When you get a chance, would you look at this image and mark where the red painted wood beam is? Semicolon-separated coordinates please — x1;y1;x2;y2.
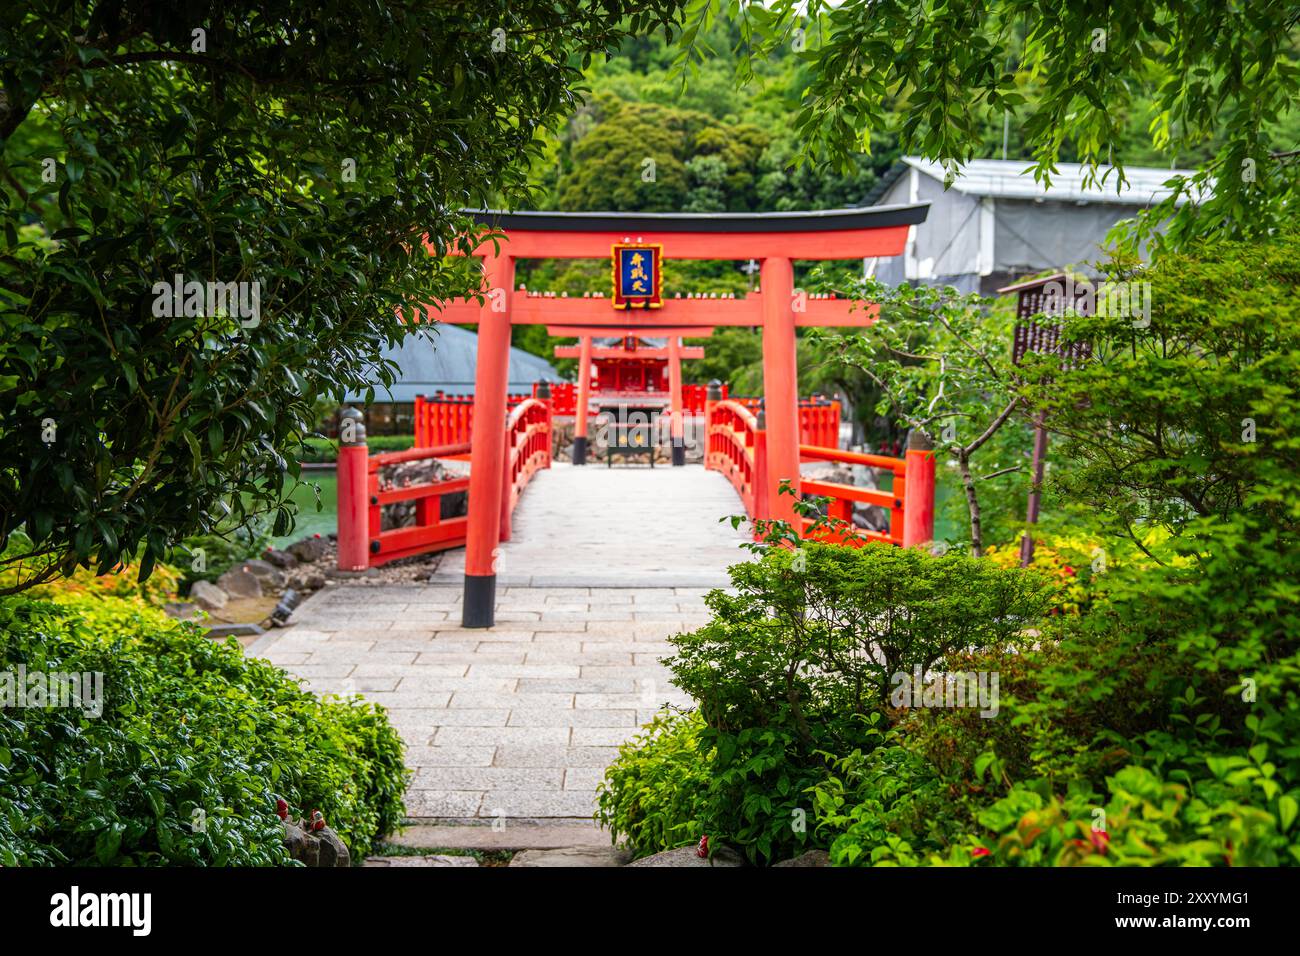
552;345;706;360
452;225;911;260
427;295;878;328
545;325;716;338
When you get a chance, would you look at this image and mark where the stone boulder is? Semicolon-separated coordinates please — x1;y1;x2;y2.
287;535;331;563
283;820;350;867
773;849;831;867
626;844;745;867
509;846;632;867
262;548;299;570
240;558;287;590
189;579;227;611
379;459;468;530
364;855;478;867
217;566;263;599
290;571;327;592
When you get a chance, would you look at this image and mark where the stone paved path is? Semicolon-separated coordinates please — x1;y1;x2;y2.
247;464;749;823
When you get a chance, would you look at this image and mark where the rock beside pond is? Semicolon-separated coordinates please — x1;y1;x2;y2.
288;535;331;563
262;547;299;570
217;565;263;598
290;571;327;591
241;558;287;590
189;579;227;610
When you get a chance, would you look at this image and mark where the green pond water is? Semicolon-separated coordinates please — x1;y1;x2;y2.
274;467;338;547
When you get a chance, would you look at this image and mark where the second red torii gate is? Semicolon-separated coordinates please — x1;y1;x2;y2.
428;205;930;627
552;334;706;465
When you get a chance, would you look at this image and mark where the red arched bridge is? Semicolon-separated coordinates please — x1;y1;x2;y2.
336;205;936;628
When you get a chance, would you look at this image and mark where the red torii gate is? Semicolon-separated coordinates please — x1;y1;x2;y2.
552;334;706;465
427;205;931;627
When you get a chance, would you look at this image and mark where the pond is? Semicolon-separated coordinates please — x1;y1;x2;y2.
275;466;338;547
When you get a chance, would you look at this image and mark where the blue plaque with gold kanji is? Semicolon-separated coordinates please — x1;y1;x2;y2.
611;243;663;309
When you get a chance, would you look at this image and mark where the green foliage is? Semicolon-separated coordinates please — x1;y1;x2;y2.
684;0;1300;251
0;0;684;594
298;435;414;464
596;710;712;857
1025;228;1300;545
807;277;1030;555
0;594;408;865
659;539;1051;864
819;531;1300;867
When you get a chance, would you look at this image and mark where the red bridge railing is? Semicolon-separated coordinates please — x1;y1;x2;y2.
533;380;723;416
703;401;934;547
500;398;553;541
705;399;768;520
338;399;552;570
732;396;841;450
415;393;530;449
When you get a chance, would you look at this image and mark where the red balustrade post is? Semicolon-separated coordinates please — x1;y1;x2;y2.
752;407;770;525
336;407;371;572
902;430;936;549
463;254;515;628
760;257;800;528
537;380;554;466
703;380;722;470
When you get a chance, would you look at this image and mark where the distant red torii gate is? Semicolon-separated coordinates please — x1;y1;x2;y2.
428;205;931;627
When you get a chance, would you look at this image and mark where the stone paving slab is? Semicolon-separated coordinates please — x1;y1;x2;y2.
246;463;748;824
391;823;609;850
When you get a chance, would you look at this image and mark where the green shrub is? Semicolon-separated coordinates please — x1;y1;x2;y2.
662;540;1052;864
298;434;414;463
813;521;1300;867
596;709;711;857
0;594;408;865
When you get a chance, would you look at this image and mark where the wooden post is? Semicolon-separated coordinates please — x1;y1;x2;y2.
902;429;936;548
336;407;370;572
703;379;722;470
463;255;514;628
668;336;685;466
573;334;593;465
1019;413;1049;566
760;257;800;528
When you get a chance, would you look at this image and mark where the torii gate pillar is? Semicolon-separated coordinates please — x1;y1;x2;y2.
463;255;514;627
572;334;593;466
667;336;685;466
760;256;800;527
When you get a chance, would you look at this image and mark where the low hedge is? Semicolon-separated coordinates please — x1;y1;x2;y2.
299;434;415;463
0;594;408;865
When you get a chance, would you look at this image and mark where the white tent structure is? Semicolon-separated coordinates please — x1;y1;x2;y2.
865;157;1196;294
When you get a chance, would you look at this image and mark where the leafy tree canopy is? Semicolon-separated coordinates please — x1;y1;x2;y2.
677;0;1300;253
0;0;682;592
